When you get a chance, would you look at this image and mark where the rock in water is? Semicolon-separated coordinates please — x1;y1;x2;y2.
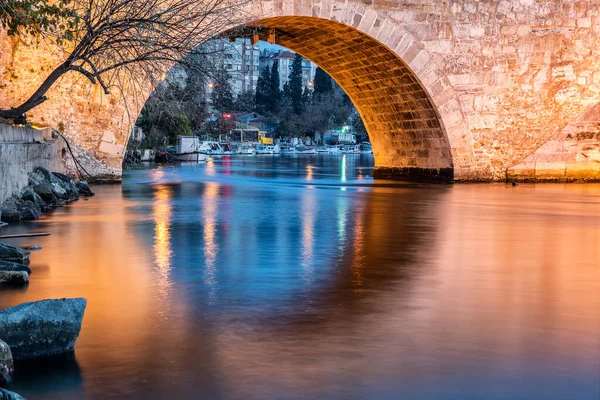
0;271;28;286
0;340;13;386
0;388;25;400
0;244;29;264
0;261;29;285
76;181;94;197
0;298;87;360
0;261;30;275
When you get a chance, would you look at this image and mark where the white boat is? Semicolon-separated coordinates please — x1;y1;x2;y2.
237;144;256;155
343;144;360;154
359;142;373;154
256;144;280;154
316;146;330;154
296;146;316;154
327;145;342;154
280;145;297;154
170;136;207;162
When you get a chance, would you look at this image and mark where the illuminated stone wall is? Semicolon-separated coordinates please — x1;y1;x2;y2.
1;0;599;182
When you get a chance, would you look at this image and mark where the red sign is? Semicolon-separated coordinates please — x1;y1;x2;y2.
222;113;232;119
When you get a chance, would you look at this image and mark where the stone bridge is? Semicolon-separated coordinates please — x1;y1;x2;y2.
1;0;600;182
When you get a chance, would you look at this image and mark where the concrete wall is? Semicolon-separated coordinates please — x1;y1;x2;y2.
0;125;65;203
1;0;600;181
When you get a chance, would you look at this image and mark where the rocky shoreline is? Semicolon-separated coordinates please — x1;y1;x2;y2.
0;168;91;399
0;167;94;223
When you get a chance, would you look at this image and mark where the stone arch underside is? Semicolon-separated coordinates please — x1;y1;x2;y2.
241;17;454;182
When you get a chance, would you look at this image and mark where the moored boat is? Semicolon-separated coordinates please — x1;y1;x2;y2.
169;136;207;162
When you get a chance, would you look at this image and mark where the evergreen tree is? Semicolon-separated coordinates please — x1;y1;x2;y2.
211;67;234;114
270;61;281;112
313;67;333;98
255;65;272;114
287;53;304;115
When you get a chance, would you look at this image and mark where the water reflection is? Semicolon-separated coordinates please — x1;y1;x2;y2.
152;184;173;297
202;182;219;302
0;156;598;400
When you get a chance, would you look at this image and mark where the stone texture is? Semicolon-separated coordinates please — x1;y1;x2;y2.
0;244;29;264
0;340;13;387
0;298;87;360
1;0;600;182
0;388;25;400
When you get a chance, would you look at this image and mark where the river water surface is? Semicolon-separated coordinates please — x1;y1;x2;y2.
0;155;599;399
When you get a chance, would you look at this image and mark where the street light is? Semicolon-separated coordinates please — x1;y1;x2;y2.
208;82;214;88
307;81;313;87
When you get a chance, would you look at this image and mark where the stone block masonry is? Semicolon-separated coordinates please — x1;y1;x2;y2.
0;125;66;203
1;0;600;182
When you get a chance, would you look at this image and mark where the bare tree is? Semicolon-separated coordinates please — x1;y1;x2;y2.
0;0;250;120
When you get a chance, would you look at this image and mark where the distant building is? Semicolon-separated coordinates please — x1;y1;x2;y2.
204;38;260;100
259;50;317;90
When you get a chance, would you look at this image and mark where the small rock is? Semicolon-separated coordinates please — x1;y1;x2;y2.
20;201;43;221
24;245;42;251
0;271;28;286
51;182;67;199
0;209;21;223
0;244;29;264
27;170;46;187
76;181;94;197
51;172;71;183
33;183;57;206
0;340;14;387
33;167;52;183
0;198;23;223
21;188;49;213
0;387;25;400
0;298;87;360
0;261;31;275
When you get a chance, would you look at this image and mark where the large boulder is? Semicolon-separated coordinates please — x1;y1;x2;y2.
0;340;13;387
0;388;25;400
0;298;87;360
0;244;29;264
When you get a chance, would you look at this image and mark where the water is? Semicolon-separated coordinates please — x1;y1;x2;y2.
0;155;599;400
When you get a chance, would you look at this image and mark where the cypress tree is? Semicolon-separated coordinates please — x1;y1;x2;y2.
270;61;281;112
287;53;304;115
210;67;234;114
313;66;333;98
255;65;272;114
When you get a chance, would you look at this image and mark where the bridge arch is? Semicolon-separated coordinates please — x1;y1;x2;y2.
236;16;465;182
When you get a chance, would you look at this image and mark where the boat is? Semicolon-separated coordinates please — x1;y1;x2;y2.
256;144;280;154
343;144;360;154
316;146;330;154
296;146;316;154
326;145;342;154
280;145;297;154
237;144;256;155
169;136;207;162
359;142;373;154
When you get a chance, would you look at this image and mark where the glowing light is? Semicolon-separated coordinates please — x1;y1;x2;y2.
341;155;347;182
208;82;214;88
300;192;316;287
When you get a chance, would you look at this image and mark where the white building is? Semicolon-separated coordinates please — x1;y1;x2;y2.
204;38;260;99
259;49;317;90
